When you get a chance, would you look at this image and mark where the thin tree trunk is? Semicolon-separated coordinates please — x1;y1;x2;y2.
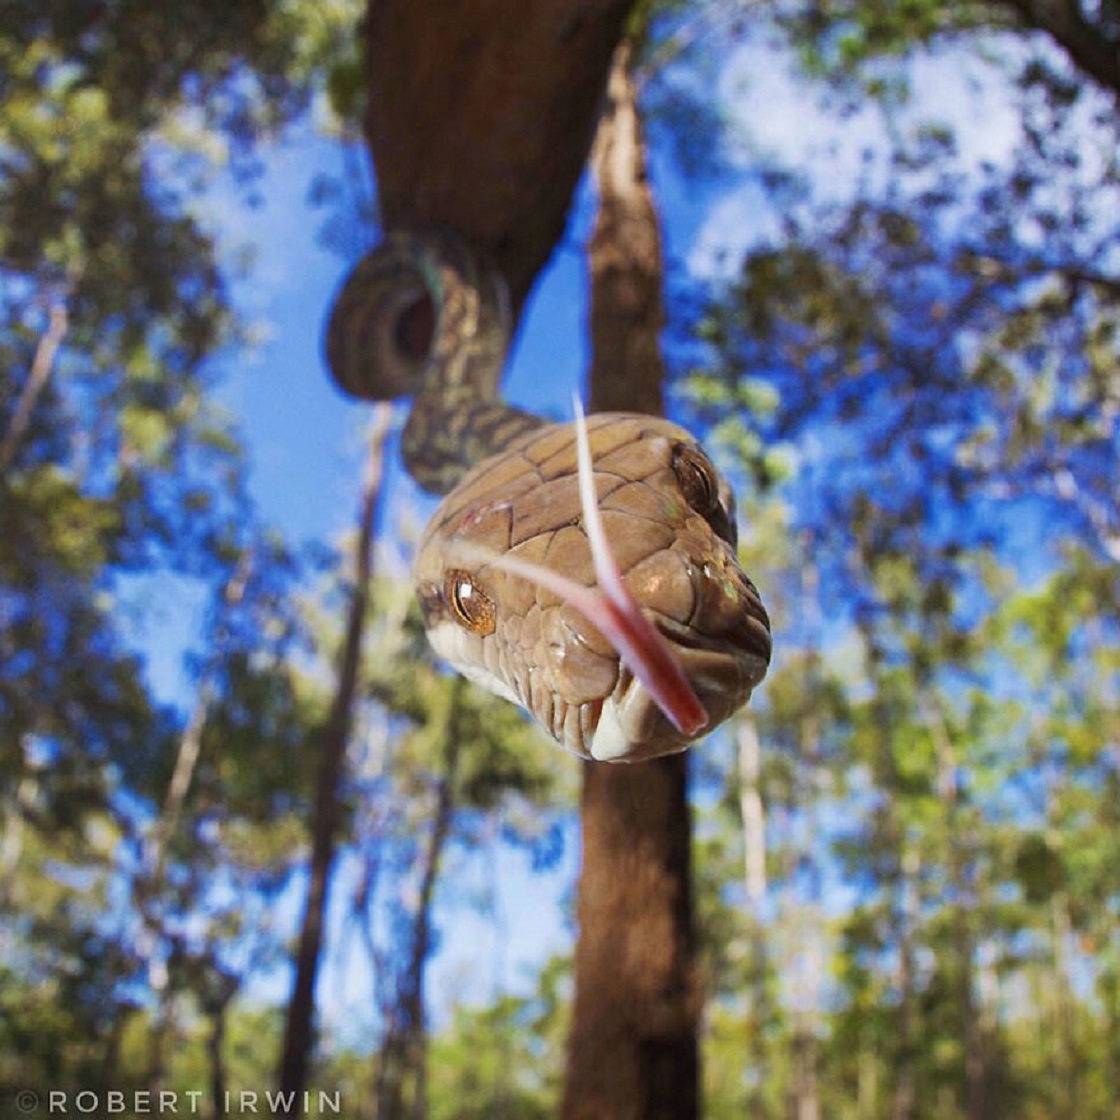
375;684;464;1120
147;963;172;1098
1050;889;1076;1117
133;550;254;1100
738;715;767;908
889;844;919;1120
277;405;393;1113
147;550;253;884
562;46;699;1120
921;691;986;1120
857;1044;878;1120
206;982;237;1120
208;1012;226;1120
0;755;36;908
102;1002;134;1085
738;716;769;1116
0;292;69;472
1105;935;1120;1118
790;560;822;1120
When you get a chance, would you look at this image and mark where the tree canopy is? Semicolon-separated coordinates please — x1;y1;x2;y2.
1;2;1117;1119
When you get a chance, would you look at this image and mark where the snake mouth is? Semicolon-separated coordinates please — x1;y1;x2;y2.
584;616;768;764
658;612;771;666
654;612;769;708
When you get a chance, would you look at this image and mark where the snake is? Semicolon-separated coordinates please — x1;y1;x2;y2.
326;230;771;763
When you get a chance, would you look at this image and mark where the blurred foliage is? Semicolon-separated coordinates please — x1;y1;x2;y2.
2;1;1119;1119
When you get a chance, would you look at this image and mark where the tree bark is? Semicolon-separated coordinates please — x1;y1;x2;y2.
561;48;699;1120
375;684;464;1120
364;0;639;309
0;292;69;471
277;405;392;1113
1000;0;1120;98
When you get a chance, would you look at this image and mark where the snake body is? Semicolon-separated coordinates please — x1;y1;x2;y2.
326;231;771;762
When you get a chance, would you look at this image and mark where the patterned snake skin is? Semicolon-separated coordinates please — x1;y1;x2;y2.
326;231;771;761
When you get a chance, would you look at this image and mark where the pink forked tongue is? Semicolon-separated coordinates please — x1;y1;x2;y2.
457;398;708;738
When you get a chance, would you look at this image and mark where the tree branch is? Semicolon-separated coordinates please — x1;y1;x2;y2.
1001;0;1120;98
1;296;69;472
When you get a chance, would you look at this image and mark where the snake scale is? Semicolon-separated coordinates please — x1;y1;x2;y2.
326;231;771;762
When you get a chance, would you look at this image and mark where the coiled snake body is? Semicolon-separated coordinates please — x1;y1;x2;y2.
327;231;771;762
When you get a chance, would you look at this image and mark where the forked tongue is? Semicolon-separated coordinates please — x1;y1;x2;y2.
455;399;708;738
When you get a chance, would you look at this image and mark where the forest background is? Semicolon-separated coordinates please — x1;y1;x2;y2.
1;1;1118;1118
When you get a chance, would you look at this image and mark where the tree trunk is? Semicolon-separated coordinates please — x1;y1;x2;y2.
738;716;767;907
206;986;236;1120
277;406;392;1113
147;551;253;885
561;47;699;1120
738;715;771;1115
0;287;70;471
1000;0;1120;98
365;0;640;309
1105;937;1120;1118
375;684;463;1120
1050;889;1076;1117
889;845;919;1120
922;690;987;1120
790;563;822;1120
146;961;172;1098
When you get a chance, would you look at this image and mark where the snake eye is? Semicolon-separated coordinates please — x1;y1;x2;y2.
445;568;496;636
673;444;737;546
673;445;719;516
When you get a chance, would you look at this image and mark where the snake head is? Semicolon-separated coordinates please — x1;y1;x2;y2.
414;410;772;763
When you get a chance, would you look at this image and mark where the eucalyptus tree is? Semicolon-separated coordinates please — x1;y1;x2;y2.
0;0;354;1093
617;1;1120;1115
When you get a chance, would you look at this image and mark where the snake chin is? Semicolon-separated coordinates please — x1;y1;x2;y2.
589;699;645;762
589;686;691;763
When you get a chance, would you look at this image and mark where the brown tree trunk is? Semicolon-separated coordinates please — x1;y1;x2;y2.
365;0;640;309
0;285;71;471
277;406;392;1113
561;47;699;1120
375;684;464;1120
204;977;237;1120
